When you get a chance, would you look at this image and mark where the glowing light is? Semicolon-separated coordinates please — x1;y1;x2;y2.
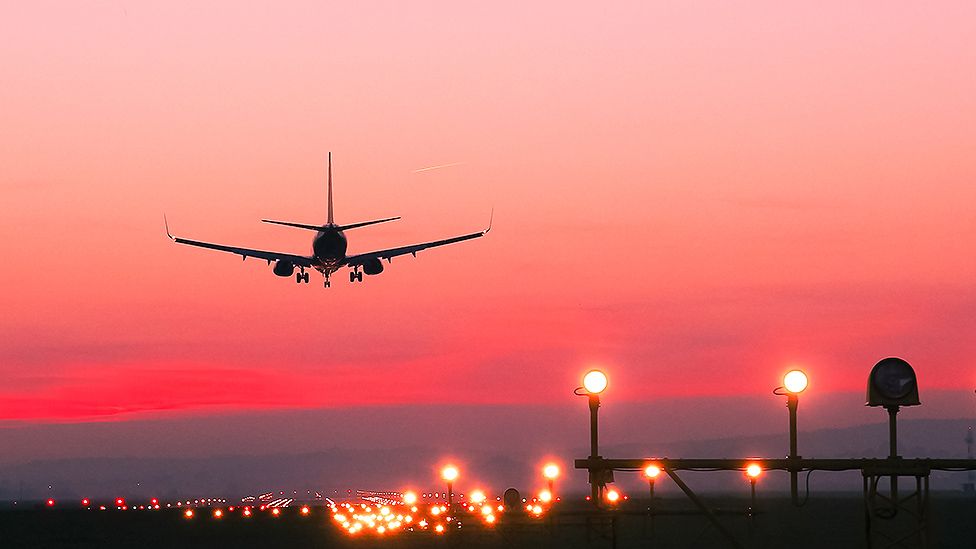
746;463;763;478
442;465;459;482
272;508;281;516
431;506;441;516
243;508;252;517
470;490;486;503
481;505;493;516
486;514;496;524
115;498;125;507
301;506;310;515
606;490;620;503
81;498;90;507
784;370;809;393
46;499;55;507
582;370;608;394
213;509;223;519
435;524;445;534
543;463;560;479
532;505;543;515
644;465;661;479
403;491;417;505
184;509;194;518
539;490;552;503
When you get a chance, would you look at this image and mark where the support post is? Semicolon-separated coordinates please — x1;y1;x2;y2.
588;394;601;504
888;406;899;503
787;394;800;505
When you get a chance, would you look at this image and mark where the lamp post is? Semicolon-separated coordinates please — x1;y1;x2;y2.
576;370;609;504
745;463;762;531
774;369;808;505
543;463;559;500
644;464;661;536
441;465;459;520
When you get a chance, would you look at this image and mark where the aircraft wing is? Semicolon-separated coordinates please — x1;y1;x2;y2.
166;218;315;267
343;227;489;267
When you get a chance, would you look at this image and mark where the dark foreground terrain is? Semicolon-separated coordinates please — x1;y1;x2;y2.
3;495;976;548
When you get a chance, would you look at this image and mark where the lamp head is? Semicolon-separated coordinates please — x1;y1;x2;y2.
783;370;809;394
582;370;608;394
441;465;459;482
543;464;560;480
867;357;920;407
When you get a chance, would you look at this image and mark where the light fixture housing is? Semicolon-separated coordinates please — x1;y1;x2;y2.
866;357;920;407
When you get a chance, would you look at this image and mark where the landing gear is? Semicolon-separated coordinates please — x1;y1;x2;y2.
349;270;363;283
295;271;309;284
324;276;331;288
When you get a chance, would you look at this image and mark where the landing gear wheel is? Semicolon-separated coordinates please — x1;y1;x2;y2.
356;271;363;282
350;271;357;283
302;272;309;283
324;279;331;288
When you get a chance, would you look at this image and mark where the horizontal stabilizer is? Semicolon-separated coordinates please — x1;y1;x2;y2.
261;219;326;231
335;216;401;231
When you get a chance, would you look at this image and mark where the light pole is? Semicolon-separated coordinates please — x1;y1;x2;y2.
644;464;661;536
773;369;808;505
543;463;559;501
441;465;459;521
745;463;762;531
575;369;609;504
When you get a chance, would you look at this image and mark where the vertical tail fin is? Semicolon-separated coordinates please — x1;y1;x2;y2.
327;152;334;225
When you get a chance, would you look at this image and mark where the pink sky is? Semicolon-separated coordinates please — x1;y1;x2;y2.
1;2;975;427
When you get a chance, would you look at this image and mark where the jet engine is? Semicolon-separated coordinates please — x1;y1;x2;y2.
273;260;295;277
362;258;384;275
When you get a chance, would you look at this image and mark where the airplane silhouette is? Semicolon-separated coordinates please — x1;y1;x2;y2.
166;153;490;287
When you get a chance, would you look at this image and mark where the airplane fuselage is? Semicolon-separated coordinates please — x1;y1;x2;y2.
311;226;347;272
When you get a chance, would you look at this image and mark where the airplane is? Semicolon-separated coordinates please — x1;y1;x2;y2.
165;153;490;287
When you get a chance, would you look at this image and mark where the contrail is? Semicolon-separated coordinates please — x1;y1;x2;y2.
412;161;463;173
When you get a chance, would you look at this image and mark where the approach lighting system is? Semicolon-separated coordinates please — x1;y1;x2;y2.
783;370;809;394
402;491;418;505
867;357;920;407
582;370;608;394
644;465;661;479
441;466;459;482
605;489;620;503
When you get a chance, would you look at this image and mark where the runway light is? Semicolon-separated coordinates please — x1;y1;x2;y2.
583;370;608;394
46;499;55;507
543;463;560;479
81;498;90;507
271;508;281;517
784;370;809;394
301;506;310;515
435;524;445;534
469;490;486;504
403;491;417;505
184;509;194;519
746;463;762;479
442;465;459;482
115;498;125;507
243;508;252;517
539;490;552;503
606;490;620;503
644;465;661;479
213;509;223;519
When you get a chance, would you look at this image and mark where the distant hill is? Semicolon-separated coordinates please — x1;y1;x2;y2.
2;417;973;502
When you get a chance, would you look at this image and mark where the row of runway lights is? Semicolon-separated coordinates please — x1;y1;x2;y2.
329;491;551;537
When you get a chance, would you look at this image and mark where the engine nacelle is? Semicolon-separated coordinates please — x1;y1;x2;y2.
273;260;295;277
362;258;384;275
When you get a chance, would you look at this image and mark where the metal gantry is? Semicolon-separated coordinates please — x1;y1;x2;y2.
573;359;976;549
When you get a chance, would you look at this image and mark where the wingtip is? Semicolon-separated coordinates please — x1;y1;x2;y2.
484;207;494;234
163;214;175;240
